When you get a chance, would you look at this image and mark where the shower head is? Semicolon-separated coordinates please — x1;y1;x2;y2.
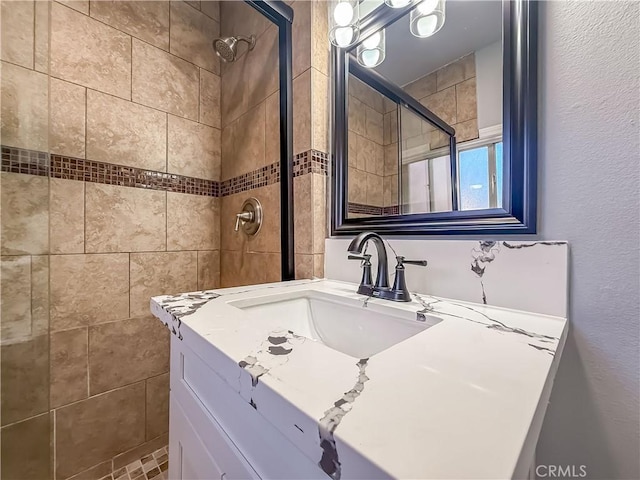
213;35;256;63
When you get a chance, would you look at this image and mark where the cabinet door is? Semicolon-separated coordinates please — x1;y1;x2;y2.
170;398;224;480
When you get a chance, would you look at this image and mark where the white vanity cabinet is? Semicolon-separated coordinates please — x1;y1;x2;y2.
168;336;327;480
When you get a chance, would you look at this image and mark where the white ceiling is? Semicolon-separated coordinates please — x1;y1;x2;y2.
366;0;503;86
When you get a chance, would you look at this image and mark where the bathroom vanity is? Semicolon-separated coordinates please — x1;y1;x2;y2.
151;279;568;480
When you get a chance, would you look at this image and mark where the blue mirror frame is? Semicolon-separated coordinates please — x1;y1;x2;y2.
330;0;538;235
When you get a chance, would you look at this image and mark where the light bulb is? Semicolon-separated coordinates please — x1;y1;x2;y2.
417;0;438;15
410;0;445;38
360;49;381;67
363;32;381;49
334;26;356;46
385;0;412;7
416;14;437;36
334;2;354;27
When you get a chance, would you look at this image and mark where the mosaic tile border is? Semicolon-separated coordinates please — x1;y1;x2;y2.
348;202;399;216
101;445;168;480
1;146;329;197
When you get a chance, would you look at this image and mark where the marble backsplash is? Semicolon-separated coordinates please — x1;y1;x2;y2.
325;238;569;318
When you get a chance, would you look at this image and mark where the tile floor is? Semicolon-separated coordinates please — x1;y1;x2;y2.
99;446;168;480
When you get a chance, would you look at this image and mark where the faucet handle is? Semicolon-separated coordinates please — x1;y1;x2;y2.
348;254;372;265
396;256;428;267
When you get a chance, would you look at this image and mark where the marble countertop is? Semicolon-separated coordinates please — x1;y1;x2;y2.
151;279;568;480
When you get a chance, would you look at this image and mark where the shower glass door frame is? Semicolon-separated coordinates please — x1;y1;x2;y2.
245;0;295;281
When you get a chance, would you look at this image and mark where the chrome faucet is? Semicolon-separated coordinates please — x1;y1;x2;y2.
347;232;427;302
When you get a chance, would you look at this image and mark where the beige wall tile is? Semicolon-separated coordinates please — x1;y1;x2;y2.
313;254;324;278
130;251;197;317
200;69;221;128
221;102;266;180
89;316;169;394
436;53;475;91
430;128;449;149
168;115;221;180
1;172;49;255
348;167;366;204
383;110;398;145
50;253;129;331
421;86;457;125
185;0;201;9
1;335;49;426
132;39;199;120
0;1;34;68
86;89;167;171
293;174;312;254
146;373;169;441
31;256;50;338
384;143;399;177
292;0;311;78
220;1;271;51
356;136;374;172
1;62;49;151
220;25;279;127
50;78;86;158
220;250;280;288
167;193;219;251
312;173;326;254
170;1;220;74
50;327;88;408
0;256;31;341
456;77;478;123
455;118;479;142
0;413;51;480
348;131;357;168
112;433;168;470
55;382;146;479
90;1;170;51
293;69;311;155
311;0;329;76
0;254;48;346
51;2;131;99
365;106;384;145
34;0;49;73
197;250;220;290
64;460;112;480
265;91;280;165
312;69;329;153
405;72;436;100
57;0;89;14
366;173;384;207
350;77;384;113
85;183;166;253
50;178;85;254
383;98;396;115
295;253;313;279
201;0;219;21
348;96;366;137
368;144;385;176
390;174;399;207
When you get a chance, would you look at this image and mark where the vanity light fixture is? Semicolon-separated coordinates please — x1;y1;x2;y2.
328;0;361;47
356;29;386;68
410;0;446;38
384;0;413;8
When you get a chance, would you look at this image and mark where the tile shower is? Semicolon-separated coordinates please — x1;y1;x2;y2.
0;1;330;479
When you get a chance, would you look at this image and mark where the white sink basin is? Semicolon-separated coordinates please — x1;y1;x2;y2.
228;290;442;359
